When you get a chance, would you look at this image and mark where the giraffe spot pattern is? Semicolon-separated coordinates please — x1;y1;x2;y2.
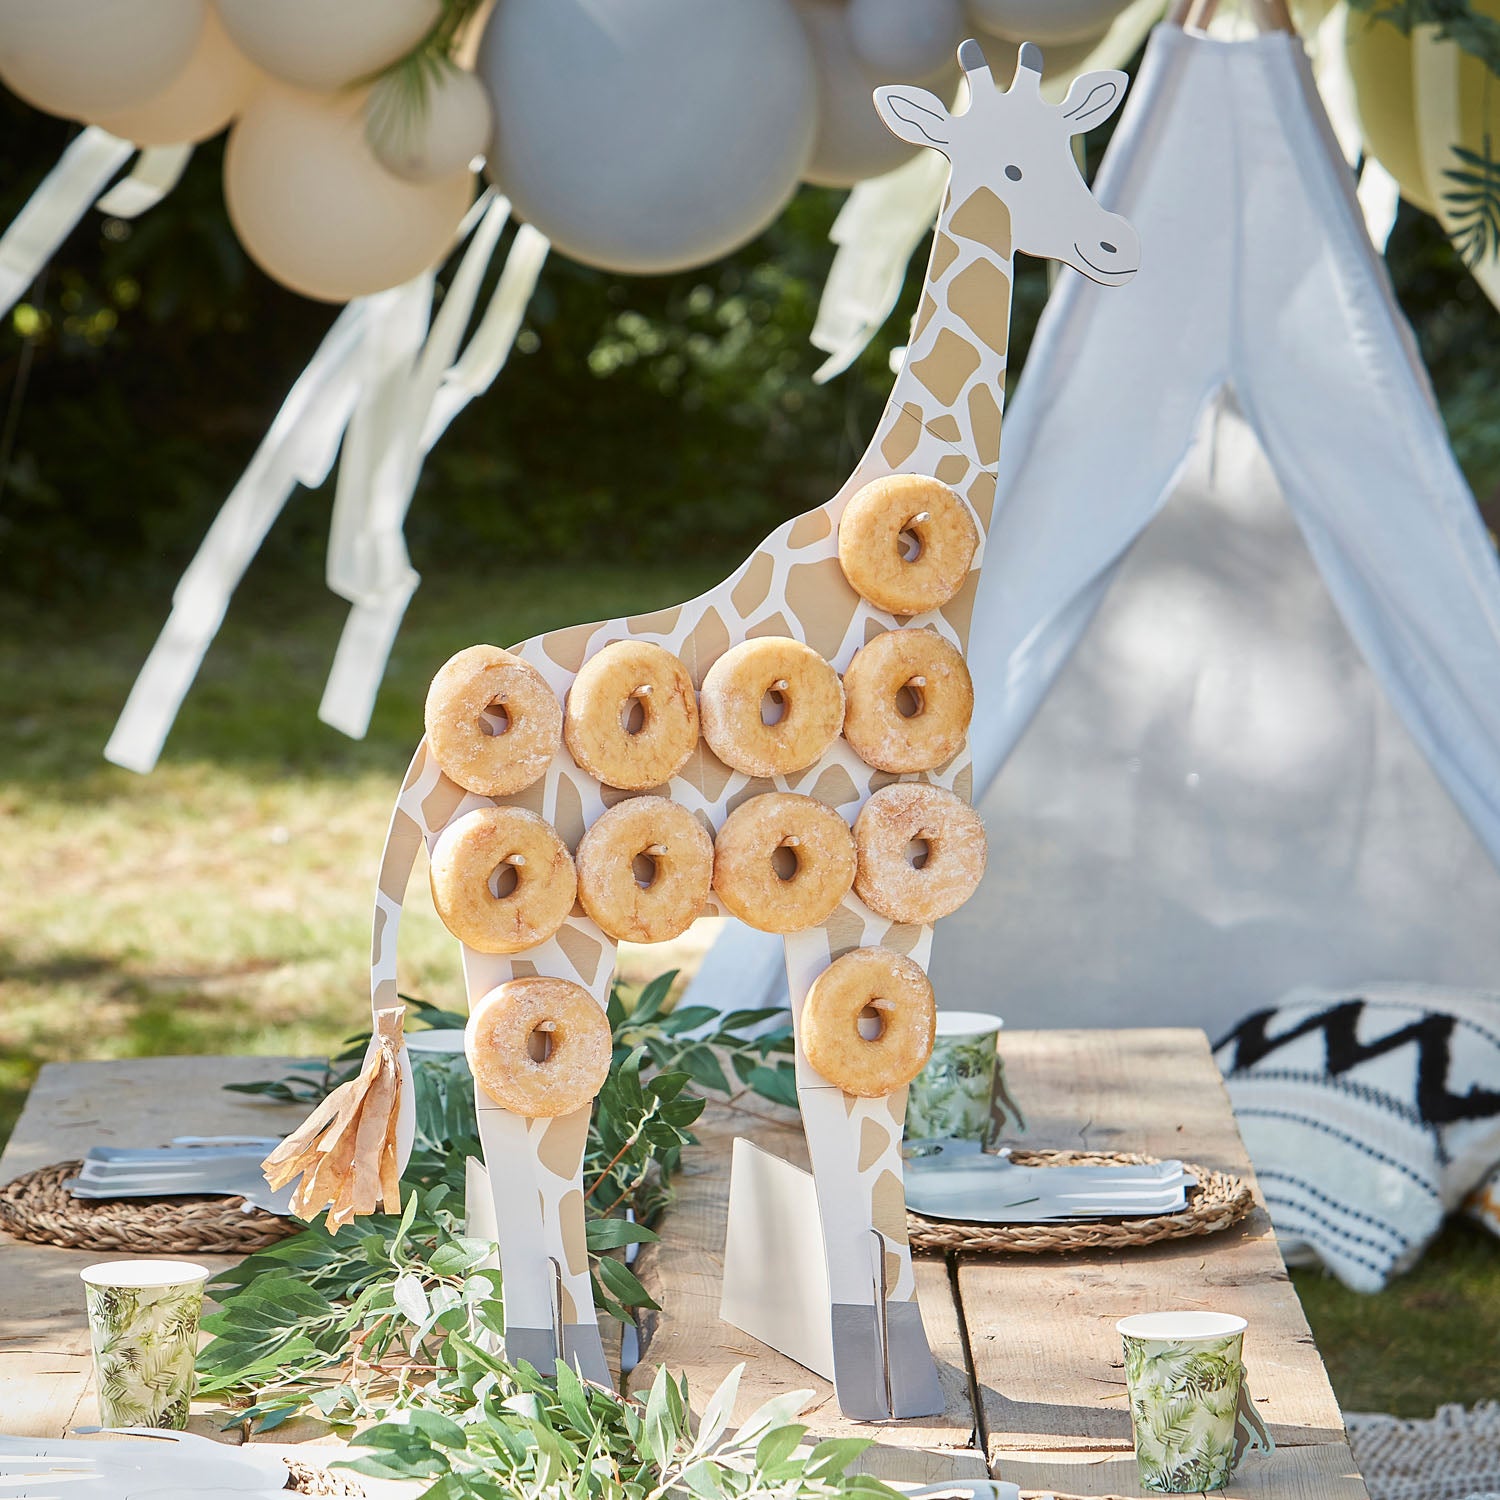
746;611;795;641
927;413;962;444
544;621;599;674
553;776;586;849
380;809;425;900
556;923;606;986
510;958;540;979
859;1116;893;1172
880;923;925;957
558;1188;589;1276
601;781;667;808
864;617;890;645
788;509;833;549
948;187;1013;257
631;603;683;638
681;606;731;687
935;453;971;486
910;329;981;409
824;904;866;957
535;1109;586;1177
968;383;1003;468
942;565;982;650
881;408;924;469
421;777;467;832
808;762;861;809
785;557;860;661
953;764;973;801
967;469;998;532
505;777;548;818
724;777;780;815
948;258;1012;357
930;231;961;280
679;742;736;804
911;290;939;343
731;553;776;617
871;1168;908;1241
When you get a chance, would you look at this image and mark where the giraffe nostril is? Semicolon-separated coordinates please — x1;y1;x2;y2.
1100;241;1117;254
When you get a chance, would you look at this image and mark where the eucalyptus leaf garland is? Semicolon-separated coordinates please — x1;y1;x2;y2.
199;971;852;1500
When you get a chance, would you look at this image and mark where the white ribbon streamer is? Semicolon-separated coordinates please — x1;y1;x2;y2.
95;142;194;219
0;127;134;319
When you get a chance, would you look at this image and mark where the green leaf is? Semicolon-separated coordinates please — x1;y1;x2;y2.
596;1256;660;1311
805;1436;873;1478
755;1422;808;1472
585;1217;660;1250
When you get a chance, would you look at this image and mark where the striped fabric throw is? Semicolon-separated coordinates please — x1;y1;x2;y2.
1214;986;1500;1291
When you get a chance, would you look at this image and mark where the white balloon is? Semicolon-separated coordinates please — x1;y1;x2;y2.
224;83;474;303
91;8;261;146
964;0;1132;47
848;0;964;79
479;0;817;275
798;0;922;188
367;64;492;182
0;0;204;120
213;0;441;92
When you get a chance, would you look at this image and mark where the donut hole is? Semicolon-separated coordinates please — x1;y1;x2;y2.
620;695;648;736
898;526;925;563
760;687;788;727
479;699;511;736
857;1002;887;1042
527;1022;555;1064
770;843;800;882
488;861;521;899
905;837;931;871
895;681;924;719
631;850;659;889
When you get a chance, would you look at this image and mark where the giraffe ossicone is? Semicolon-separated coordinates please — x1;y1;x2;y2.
266;35;1138;1421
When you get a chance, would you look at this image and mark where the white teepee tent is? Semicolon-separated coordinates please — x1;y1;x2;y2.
690;19;1500;1037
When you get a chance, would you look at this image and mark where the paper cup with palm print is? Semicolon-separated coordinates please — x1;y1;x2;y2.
1117;1311;1274;1493
81;1259;209;1429
905;1010;1020;1144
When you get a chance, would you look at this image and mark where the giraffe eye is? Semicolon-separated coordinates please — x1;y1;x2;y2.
1005;164;1023;181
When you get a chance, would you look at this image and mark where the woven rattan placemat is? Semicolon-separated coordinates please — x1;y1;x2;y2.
0;1160;299;1255
906;1148;1254;1254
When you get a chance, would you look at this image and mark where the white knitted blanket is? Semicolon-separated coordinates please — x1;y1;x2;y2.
1347;1404;1500;1500
1215;985;1500;1291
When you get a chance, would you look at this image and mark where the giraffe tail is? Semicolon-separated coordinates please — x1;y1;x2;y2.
261;1006;407;1232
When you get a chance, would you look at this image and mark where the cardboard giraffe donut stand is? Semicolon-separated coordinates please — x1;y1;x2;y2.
267;38;1139;1422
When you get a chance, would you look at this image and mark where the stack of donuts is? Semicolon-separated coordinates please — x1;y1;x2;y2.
422;472;989;1114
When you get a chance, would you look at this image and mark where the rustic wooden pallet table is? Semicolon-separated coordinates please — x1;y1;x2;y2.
0;1032;1370;1498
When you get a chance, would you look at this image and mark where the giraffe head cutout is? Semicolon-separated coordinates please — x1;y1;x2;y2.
875;38;1139;286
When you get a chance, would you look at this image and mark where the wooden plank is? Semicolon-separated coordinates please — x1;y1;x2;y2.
629;1094;988;1480
0;1056;310;1440
993;1442;1370;1499
961;1031;1349;1460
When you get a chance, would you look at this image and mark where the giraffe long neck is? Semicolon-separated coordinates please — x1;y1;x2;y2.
866;181;1015;533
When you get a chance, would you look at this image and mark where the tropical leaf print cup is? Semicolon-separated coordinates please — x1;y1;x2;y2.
1116;1311;1274;1493
906;1010;1019;1144
81;1259;209;1429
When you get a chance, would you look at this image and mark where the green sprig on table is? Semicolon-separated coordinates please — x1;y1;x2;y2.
199;971;865;1500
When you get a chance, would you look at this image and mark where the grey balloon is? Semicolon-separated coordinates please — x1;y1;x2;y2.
478;0;818;274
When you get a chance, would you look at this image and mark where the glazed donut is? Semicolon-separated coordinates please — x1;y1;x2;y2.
853;783;987;924
712;792;856;933
700;638;844;779
424;644;562;797
842;629;973;773
430;806;578;954
576;797;713;943
466;977;612;1117
801;947;936;1097
565;641;699;791
837;474;978;615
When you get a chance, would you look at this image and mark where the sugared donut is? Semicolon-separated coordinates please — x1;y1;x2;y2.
800;947;936;1097
466;976;611;1117
576;797;713;943
843;629;973;773
712;792;856;933
564;641;699;791
430;806;577;954
837;474;978;615
853;783;986;924
700;638;844;779
425;644;562;796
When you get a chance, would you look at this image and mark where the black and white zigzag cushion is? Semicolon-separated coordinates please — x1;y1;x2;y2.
1214;985;1500;1292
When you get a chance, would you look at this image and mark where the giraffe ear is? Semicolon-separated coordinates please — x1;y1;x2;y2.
1057;70;1128;133
873;85;952;151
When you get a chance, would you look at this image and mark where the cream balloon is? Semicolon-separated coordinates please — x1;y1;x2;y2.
213;0;442;92
91;8;261;146
964;0;1133;47
799;0;922;188
1345;9;1435;213
479;0;817;275
0;0;204;120
367;63;492;181
224;83;474;303
848;0;965;78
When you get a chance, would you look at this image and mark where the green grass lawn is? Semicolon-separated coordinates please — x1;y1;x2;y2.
2;560;1497;1420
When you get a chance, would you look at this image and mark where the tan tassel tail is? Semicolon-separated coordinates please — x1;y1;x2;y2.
262;1006;406;1231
